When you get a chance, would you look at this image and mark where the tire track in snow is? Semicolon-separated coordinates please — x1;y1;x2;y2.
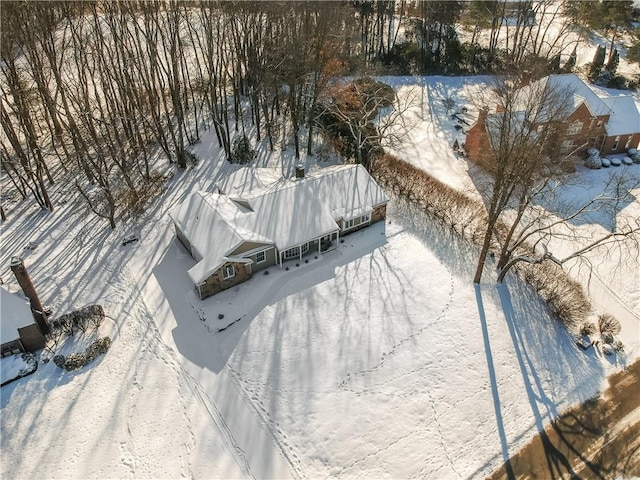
227;365;306;480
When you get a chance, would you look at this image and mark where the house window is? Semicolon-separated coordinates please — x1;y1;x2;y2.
223;265;235;280
625;136;633;149
283;243;309;260
612;135;620;151
256;251;266;264
343;214;371;231
567;121;582;135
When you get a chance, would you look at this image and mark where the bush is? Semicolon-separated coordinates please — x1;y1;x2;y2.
613;340;625;353
64;353;86;371
229;135;256;164
53;337;112;372
53;355;66;368
580;322;597;337
601;332;614;344
598;313;621;336
52;304;106;336
602;343;614;356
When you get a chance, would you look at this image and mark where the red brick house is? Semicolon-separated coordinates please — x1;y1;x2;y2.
465;74;640;166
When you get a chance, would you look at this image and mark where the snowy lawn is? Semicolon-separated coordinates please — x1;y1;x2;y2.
1;75;637;479
136;197;616;479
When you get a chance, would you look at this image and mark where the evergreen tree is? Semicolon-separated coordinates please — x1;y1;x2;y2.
589;45;606;81
606;48;619;74
562;47;577;73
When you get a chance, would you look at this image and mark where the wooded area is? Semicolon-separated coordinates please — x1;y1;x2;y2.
1;1;637;228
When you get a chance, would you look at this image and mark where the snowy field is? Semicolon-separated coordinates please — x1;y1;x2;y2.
1;75;638;479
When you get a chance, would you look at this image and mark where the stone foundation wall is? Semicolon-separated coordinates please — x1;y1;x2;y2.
198;261;252;299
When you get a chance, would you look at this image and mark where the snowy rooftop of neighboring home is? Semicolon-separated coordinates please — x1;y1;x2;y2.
1;287;33;343
527;74;611;117
599;95;640;136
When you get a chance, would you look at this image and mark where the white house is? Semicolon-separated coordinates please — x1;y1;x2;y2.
170;164;388;299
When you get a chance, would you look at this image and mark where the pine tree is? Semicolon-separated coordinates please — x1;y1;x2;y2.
606;48;619;74
589;45;606;81
562;47;577;73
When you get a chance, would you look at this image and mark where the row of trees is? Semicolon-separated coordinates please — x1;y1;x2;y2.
0;1;394;227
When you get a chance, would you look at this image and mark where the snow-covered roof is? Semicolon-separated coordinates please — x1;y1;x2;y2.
170;192;273;284
219;164;388;221
527;74;611;117
1;287;34;343
600;95;640;136
175;164;387;284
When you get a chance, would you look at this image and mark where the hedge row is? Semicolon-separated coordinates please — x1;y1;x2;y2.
372;153;592;330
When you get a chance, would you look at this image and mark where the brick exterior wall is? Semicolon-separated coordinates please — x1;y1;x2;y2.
464;111;495;170
558;103;609;155
601;133;640;156
371;203;387;223
1;339;24;357
466;101;640;163
198;261;252;299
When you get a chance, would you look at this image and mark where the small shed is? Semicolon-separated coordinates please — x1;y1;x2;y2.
1;287;45;356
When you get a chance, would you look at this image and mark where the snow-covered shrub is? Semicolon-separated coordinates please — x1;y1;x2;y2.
584;155;602;169
229;136;256;164
64;353;86;371
602;343;614;356
84;337;111;362
601;332;614;344
597;313;621;336
53;304;105;336
580;322;597;337
613;340;625;353
54;337;111;371
53;355;66;368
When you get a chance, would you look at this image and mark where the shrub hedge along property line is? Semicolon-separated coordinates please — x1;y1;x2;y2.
372;153;592;330
50;304;105;335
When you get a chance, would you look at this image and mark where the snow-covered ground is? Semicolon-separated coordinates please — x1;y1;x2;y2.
1;75;638;479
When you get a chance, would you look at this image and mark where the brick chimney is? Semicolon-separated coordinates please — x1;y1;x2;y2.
295;163;305;179
10;256;49;334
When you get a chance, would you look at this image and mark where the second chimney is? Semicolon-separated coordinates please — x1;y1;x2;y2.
295;164;305;179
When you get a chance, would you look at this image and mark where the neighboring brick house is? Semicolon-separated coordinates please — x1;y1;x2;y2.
1;287;46;356
170;164;388;300
465;74;640;166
